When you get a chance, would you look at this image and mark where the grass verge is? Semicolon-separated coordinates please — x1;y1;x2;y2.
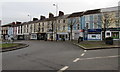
72;40;119;49
0;43;19;48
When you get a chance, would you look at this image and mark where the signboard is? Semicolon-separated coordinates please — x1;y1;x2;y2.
88;29;101;32
105;31;111;38
88;34;101;40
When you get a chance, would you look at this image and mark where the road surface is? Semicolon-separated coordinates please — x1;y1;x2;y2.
2;40;119;72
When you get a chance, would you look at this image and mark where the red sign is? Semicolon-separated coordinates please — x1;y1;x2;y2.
80;30;84;32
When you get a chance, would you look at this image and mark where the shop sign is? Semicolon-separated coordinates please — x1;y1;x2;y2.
88;29;101;32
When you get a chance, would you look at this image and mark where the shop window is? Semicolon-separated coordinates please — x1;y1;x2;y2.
66;35;67;38
33;35;36;38
107;33;110;36
112;32;119;39
92;35;96;38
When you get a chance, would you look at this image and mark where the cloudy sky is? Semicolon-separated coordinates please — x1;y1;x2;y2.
0;0;119;25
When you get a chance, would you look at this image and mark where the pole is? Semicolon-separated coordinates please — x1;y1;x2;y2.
53;4;58;41
28;15;31;21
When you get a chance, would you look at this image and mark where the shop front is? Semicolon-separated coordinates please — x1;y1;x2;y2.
57;32;68;40
30;33;37;40
109;28;120;40
102;28;120;40
74;30;84;40
46;32;54;40
17;34;24;40
24;33;30;40
87;29;102;40
37;33;47;40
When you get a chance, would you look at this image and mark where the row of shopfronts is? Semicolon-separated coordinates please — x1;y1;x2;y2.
1;27;120;41
16;28;120;41
17;32;68;40
17;33;46;40
69;29;120;41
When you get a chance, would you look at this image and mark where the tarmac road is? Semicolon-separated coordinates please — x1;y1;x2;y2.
2;40;119;72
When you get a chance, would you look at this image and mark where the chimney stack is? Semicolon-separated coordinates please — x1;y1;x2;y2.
59;11;64;16
49;13;54;18
33;18;38;21
40;16;46;20
16;22;21;24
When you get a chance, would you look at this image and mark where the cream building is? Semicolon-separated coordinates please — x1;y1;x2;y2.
56;14;69;40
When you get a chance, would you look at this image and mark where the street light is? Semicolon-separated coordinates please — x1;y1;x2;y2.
53;4;58;16
53;3;58;41
28;15;32;21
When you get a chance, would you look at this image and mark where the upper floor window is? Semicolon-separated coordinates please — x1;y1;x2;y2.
27;24;29;28
38;28;40;32
77;24;80;30
85;23;90;29
58;25;60;31
85;15;90;22
93;23;98;29
42;23;44;26
58;20;60;23
42;28;44;32
18;27;20;34
63;20;66;23
63;25;65;31
47;22;49;26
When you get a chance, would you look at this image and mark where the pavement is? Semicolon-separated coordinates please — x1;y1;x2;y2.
71;40;120;50
2;40;119;72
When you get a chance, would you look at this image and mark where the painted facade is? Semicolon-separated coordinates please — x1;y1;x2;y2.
68;12;83;40
81;10;102;40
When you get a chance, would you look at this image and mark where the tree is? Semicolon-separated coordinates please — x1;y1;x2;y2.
101;12;116;40
68;18;76;41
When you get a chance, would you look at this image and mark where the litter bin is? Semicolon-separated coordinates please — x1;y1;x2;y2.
105;37;113;45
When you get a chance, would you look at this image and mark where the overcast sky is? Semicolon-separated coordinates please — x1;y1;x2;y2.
0;0;119;25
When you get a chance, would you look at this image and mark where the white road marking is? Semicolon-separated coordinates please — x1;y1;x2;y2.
57;66;69;72
73;58;80;62
79;55;120;61
81;53;85;56
84;50;87;52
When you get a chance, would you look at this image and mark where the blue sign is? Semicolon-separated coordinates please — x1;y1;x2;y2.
88;29;101;32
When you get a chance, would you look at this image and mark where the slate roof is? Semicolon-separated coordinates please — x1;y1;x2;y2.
68;9;101;18
83;9;101;15
57;14;70;19
67;12;84;18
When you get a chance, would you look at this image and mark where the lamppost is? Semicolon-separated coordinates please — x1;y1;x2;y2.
53;4;58;16
28;14;32;21
53;3;58;41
